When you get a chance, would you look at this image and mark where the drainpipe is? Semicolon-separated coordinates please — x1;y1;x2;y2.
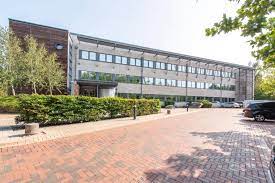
140;56;144;98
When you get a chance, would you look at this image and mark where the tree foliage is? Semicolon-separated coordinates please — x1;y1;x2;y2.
43;53;65;95
0;27;23;95
251;62;275;99
0;26;65;95
206;0;275;67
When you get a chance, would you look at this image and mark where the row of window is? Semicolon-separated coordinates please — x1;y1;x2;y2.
79;50;237;78
79;71;236;91
117;93;235;102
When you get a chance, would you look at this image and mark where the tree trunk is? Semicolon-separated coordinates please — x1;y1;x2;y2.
49;86;53;95
11;85;16;96
33;82;37;94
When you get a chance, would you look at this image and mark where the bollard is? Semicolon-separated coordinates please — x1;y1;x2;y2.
25;123;39;135
167;109;171;115
133;105;137;120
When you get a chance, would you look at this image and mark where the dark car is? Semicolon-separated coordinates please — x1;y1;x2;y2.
270;145;275;182
243;101;275;122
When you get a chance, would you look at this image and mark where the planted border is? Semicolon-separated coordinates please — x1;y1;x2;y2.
17;95;160;125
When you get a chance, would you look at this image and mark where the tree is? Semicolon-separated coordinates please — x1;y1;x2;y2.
42;53;65;95
0;26;24;95
251;61;275;99
205;0;275;67
0;26;65;95
259;68;275;98
23;36;47;94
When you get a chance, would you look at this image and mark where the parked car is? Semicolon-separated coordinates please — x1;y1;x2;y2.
212;101;222;108
174;102;188;108
223;102;240;108
235;101;244;108
270;145;275;182
243;101;275;122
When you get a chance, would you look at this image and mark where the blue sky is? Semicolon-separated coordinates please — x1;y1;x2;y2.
0;0;254;66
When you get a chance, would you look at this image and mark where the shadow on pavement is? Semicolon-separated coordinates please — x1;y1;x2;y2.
144;120;273;182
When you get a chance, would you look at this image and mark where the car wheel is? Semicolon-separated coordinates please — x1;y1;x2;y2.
254;114;265;122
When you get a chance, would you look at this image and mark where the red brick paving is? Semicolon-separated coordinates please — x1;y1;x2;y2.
0;109;274;182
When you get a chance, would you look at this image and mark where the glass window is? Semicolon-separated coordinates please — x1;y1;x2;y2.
172;64;176;71
197;82;205;89
167;79;172;86
106;55;112;62
156;62;161;69
177;80;186;87
136;59;141;66
155;78;165;86
199;68;205;75
187;81;192;88
99;54;106;62
192;82;196;88
80;50;89;60
205;83;209;89
182;81;186;87
161;63;165;70
191;67;196;74
130;58;135;66
115;74;128;83
80;71;96;80
115;56;122;64
171;80;176;86
167;64;172;70
206;69;213;76
215;70;220;77
143;77;154;85
129;76;141;84
188;67;192;73
148;61;154;68
98;73;112;81
89;52;96;60
143;60;149;68
178;66;182;72
122;57;128;65
177;80;182;87
167;79;176;87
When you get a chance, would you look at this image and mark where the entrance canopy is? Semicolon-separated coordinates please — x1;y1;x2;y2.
77;80;118;97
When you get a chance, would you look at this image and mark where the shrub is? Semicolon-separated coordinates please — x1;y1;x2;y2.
200;100;212;108
18;95;160;125
0;96;19;113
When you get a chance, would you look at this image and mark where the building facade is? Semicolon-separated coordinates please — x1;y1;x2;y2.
10;19;255;102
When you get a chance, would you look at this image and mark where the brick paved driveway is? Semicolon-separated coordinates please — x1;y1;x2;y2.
0;109;274;183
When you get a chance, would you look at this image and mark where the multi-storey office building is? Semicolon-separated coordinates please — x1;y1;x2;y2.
10;19;255;102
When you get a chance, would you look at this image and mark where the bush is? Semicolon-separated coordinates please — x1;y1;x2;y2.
200;100;212;108
0;96;19;113
18;95;161;125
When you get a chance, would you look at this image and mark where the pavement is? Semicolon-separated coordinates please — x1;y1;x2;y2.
0;108;199;148
0;109;275;182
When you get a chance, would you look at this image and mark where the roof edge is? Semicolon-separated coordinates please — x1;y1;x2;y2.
72;32;253;70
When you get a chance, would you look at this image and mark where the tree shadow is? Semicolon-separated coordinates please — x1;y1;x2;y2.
144;121;274;182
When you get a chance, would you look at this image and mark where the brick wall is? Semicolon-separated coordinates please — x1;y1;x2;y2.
9;19;69;94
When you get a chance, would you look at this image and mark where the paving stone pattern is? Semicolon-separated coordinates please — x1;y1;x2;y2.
0;109;274;183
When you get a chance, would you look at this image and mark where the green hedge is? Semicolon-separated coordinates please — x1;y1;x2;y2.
17;95;160;125
0;96;19;113
200;100;212;108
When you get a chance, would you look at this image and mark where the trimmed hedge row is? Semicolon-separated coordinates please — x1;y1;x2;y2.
0;96;19;113
17;95;161;125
